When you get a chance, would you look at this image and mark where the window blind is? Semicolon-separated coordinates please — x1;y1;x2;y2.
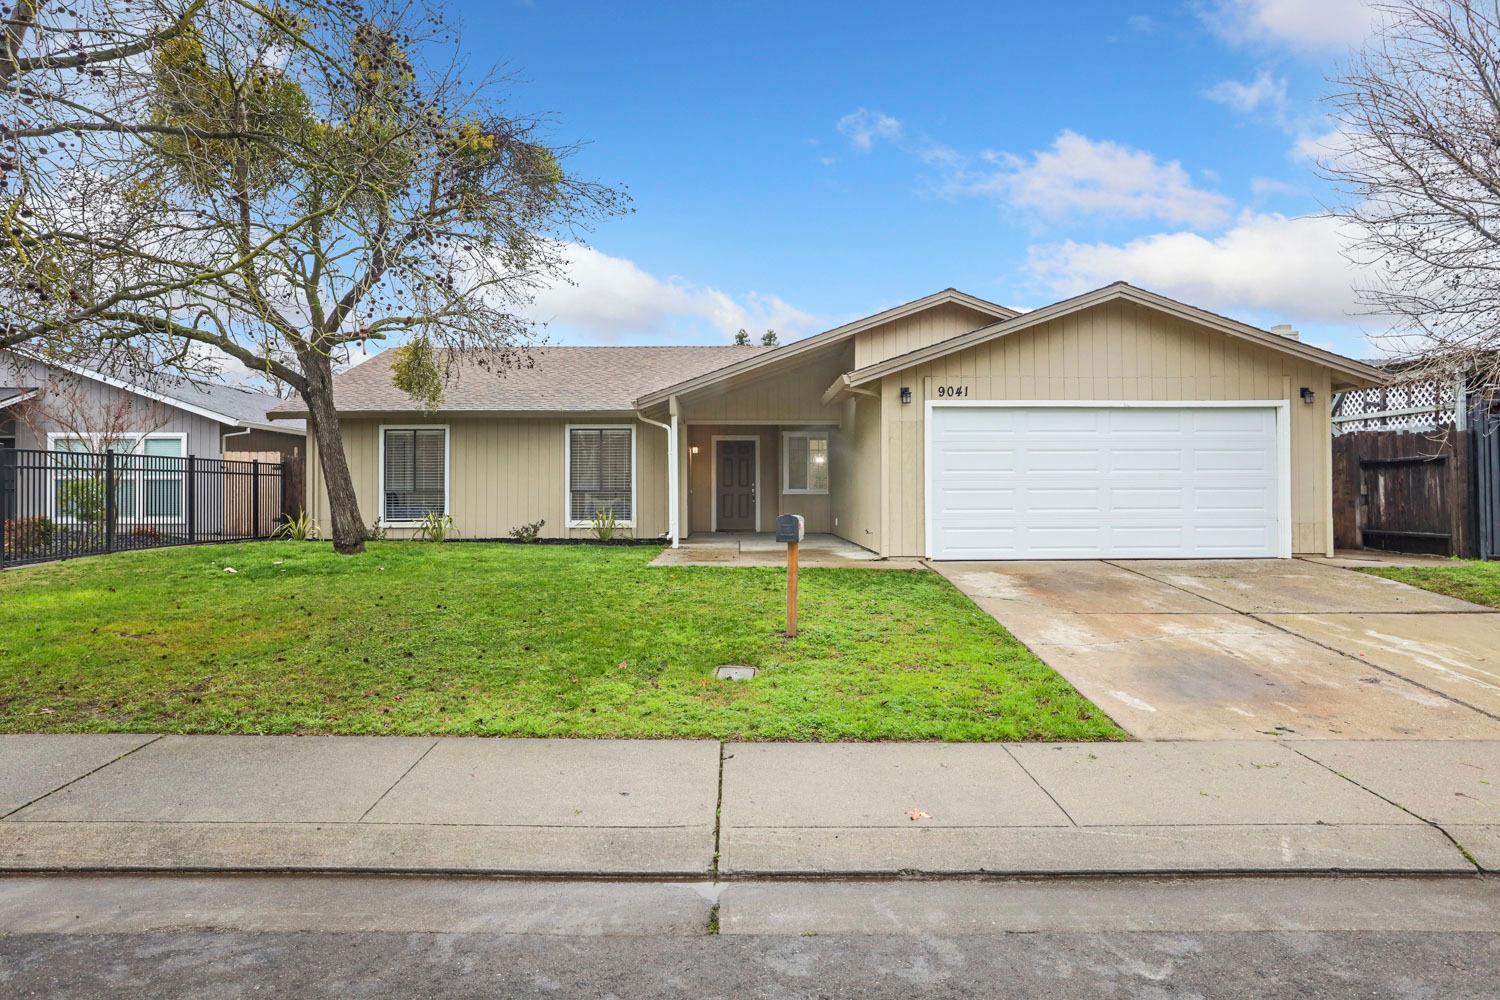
569;427;632;522
384;428;446;521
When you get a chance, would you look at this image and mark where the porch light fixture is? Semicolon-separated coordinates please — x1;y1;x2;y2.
690;444;700;455
900;386;912;404
1299;387;1315;404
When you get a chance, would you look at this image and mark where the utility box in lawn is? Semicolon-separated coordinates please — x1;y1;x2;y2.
775;513;805;544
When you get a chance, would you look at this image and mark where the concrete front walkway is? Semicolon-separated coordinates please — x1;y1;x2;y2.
651;533;924;569
3;735;1497;877
934;558;1500;740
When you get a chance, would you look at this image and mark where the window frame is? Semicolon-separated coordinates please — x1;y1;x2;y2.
564;423;637;529
377;423;450;527
46;431;188;525
781;430;830;496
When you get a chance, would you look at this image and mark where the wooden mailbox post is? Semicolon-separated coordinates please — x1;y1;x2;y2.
776;514;805;637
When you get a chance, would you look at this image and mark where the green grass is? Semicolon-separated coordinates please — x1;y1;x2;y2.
1363;560;1500;610
0;542;1125;741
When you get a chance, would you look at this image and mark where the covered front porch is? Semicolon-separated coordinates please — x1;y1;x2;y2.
634;325;884;555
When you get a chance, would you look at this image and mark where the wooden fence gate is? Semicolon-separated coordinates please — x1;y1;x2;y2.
1333;429;1476;557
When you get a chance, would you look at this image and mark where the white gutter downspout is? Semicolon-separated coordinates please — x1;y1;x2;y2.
221;426;251;453
638;399;680;548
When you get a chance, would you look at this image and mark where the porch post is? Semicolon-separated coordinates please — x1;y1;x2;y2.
668;395;681;548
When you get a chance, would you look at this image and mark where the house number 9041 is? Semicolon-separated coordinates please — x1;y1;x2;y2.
935;385;969;398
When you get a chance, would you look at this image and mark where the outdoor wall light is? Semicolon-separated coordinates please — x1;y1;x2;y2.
690;444;700;455
1300;387;1315;404
900;386;913;404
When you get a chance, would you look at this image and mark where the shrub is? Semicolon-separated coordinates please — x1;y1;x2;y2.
56;478;106;525
589;508;622;541
366;518;387;541
130;525;163;541
272;510;320;541
4;516;56;555
508;518;545;543
415;510;454;542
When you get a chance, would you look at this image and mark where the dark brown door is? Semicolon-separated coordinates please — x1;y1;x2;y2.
716;440;757;530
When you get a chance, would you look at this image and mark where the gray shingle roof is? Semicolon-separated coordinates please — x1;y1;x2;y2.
270;345;771;417
167;379;305;432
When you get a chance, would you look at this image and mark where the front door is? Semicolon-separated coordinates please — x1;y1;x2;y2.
715;439;757;530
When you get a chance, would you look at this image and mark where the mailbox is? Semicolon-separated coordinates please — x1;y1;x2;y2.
775;513;805;544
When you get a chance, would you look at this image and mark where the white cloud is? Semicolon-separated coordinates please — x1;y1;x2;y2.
1201;0;1377;50
1204;70;1289;115
1250;176;1302;197
836;108;903;151
1026;212;1363;324
1289;126;1352;163
1128;14;1158;33
526;244;822;344
953;131;1233;228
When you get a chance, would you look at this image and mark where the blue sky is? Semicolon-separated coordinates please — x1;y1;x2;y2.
461;0;1379;356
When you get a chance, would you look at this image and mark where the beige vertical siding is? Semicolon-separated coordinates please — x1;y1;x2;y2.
830;394;882;552
853;303;1000;369
676;349;848;424
306;415;670;541
879;300;1336;558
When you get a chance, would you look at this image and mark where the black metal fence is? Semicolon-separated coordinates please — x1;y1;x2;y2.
1;447;286;568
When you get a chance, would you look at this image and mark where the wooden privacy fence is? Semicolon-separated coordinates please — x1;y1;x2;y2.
1332;402;1499;559
223;451;291;538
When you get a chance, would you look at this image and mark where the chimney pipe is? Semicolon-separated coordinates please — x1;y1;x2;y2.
1270;324;1300;341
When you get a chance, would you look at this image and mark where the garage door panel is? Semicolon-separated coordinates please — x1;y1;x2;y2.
1110;449;1184;472
929;405;1282;560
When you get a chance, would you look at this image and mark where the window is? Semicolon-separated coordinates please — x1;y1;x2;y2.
567;425;634;526
141;436;184;518
47;433;186;522
782;431;829;495
381;426;448;523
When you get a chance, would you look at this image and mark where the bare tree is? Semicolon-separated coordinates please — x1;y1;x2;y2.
3;2;627;554
1324;0;1500;387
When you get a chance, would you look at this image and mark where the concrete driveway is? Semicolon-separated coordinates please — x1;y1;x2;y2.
934;558;1500;740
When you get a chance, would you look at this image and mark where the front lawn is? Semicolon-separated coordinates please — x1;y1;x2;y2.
1363;559;1500;610
0;542;1124;741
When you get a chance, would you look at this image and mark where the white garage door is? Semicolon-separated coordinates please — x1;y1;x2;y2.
927;404;1284;560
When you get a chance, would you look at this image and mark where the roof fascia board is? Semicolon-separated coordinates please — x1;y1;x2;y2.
845;284;1387;388
634;289;1017;409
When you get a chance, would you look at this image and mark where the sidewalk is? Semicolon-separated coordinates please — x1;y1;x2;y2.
2;735;1497;877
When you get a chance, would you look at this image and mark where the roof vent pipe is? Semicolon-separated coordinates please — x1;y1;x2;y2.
1270;324;1300;341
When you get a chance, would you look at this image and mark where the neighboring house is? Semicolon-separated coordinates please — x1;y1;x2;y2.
274;282;1384;559
0;349;305;461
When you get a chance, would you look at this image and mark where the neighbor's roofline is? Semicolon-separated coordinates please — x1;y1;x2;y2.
7;348;290;432
632;288;1019;409
837;282;1388;391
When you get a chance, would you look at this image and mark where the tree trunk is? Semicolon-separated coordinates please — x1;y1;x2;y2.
298;350;366;555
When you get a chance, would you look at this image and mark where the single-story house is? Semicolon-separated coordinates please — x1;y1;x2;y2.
275;282;1384;559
